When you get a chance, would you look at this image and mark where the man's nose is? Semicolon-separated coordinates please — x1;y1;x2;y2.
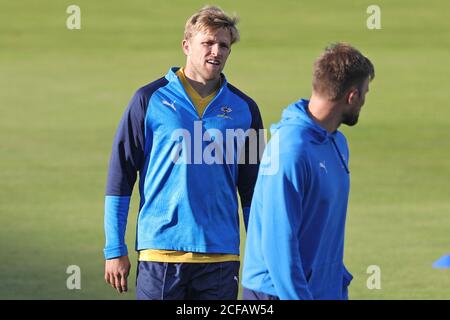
210;44;220;56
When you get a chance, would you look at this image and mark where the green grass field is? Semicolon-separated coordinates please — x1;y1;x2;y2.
1;0;449;299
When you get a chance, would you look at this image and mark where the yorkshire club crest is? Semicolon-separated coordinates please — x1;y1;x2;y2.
217;106;233;119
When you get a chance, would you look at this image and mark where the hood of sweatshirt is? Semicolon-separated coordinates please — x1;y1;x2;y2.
271;98;337;145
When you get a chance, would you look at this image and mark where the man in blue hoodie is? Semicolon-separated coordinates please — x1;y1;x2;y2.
242;43;375;300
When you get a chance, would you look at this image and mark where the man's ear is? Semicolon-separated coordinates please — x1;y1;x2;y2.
182;39;190;56
347;88;360;105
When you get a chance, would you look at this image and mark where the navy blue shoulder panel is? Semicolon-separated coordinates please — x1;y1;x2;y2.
226;83;262;131
135;76;169;116
105;77;169;196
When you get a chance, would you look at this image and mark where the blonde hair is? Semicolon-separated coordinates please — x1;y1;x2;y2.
184;6;240;44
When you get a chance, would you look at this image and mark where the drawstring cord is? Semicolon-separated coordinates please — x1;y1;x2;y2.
330;138;350;174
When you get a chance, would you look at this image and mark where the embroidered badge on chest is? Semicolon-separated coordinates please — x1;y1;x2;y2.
217;106;233;119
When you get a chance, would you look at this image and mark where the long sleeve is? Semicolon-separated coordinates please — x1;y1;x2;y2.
259;152;314;300
103;89;148;259
237;99;264;230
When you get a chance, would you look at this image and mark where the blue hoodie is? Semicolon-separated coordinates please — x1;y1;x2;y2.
242;99;353;300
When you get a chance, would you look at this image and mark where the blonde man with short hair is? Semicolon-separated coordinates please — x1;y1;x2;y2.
103;6;263;300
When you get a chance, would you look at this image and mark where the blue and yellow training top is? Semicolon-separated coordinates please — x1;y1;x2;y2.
104;67;264;261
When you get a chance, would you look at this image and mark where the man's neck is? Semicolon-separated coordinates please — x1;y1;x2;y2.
182;67;221;98
307;94;342;133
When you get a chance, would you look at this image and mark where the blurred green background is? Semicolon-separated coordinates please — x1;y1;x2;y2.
1;0;449;299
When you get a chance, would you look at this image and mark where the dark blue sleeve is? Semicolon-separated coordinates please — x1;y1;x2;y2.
103;77;168;259
227;84;265;231
103;88;148;259
105;89;149;196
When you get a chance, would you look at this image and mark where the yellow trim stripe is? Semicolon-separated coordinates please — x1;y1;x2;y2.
139;249;240;263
